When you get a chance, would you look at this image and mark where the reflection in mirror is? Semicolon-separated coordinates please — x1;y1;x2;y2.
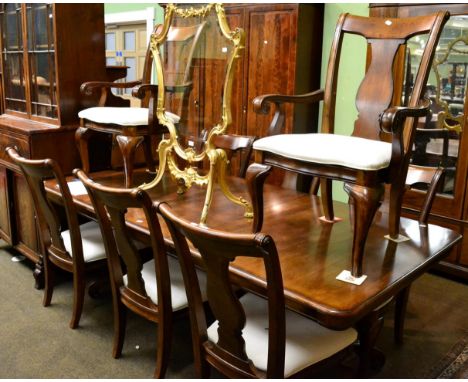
406;16;468;196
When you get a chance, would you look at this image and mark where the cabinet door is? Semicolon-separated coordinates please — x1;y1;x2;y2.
0;166;12;243
244;6;298;139
12;172;39;259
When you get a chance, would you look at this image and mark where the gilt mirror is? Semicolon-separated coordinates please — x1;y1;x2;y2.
139;4;250;224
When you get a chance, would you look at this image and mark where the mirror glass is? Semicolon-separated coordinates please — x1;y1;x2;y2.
406;15;468;196
157;5;233;156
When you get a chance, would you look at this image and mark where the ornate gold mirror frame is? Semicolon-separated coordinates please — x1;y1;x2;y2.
432;35;468;133
138;3;252;225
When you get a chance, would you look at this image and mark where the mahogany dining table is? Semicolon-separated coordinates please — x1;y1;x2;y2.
45;168;461;373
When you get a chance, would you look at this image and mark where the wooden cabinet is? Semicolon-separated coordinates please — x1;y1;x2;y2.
224;4;324;185
370;3;468;280
0;4;109;287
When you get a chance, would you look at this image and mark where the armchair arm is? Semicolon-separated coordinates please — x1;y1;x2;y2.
80;80;143;107
80;80;142;96
132;84;158;100
252;89;324;136
380;99;430;179
252;89;325;115
379;98;430;134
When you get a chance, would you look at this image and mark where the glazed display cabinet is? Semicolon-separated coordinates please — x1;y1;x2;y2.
0;3;109;287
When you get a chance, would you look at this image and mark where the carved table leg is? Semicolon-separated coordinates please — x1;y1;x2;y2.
344;183;384;277
246;163;272;233
356;310;385;377
116;135;144;188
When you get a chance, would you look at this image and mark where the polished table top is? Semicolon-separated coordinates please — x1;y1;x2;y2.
45;169;462;330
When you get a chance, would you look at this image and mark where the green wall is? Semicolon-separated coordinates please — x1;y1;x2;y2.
320;3;369;202
104;4;164;24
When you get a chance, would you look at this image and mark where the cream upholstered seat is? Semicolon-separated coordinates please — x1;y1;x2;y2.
207;293;357;377
123;256;207;311
78;107;180;127
61;221;106;263
253;133;392;171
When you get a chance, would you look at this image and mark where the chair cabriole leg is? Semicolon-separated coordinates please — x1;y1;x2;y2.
69;274;85;329
116;135;144;188
344;183;384;277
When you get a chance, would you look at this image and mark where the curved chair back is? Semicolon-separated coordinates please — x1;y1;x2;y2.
6;147;83;267
159;203;286;378
75;169;171;320
324;12;448;150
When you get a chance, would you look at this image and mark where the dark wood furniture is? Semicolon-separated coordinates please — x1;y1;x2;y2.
250;12;448;278
213;134;255;178
7;148;107;329
75;170;193;378
370;3;468;280
160;202;358;378
0;4;113;288
220;4;324;185
44;169;461;375
77;23;159;188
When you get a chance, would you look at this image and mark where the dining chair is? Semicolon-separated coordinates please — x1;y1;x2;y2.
391;163;445;343
159;202;358;378
250;12;449;278
76;22;205;188
6;147;107;329
74;169;206;378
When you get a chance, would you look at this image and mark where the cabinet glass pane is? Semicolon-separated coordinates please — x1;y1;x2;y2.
26;3;57;119
1;4;26;113
406;16;468;196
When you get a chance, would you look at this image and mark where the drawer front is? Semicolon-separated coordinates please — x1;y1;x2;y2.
0;133;30;164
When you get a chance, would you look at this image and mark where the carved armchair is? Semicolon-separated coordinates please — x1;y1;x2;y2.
77;22;205;187
251;12;449;278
